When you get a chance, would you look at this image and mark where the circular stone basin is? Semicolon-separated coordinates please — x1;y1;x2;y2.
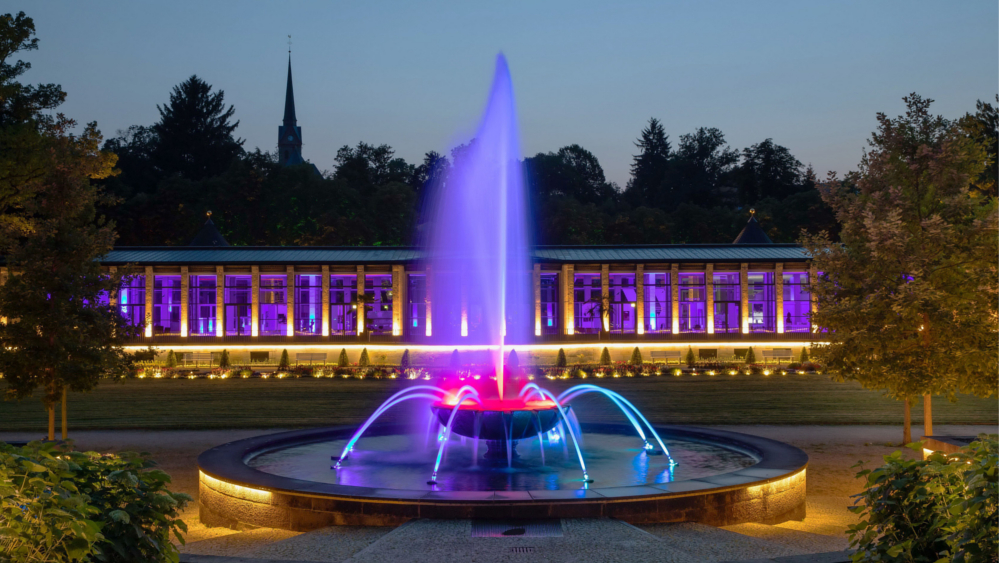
198;424;808;531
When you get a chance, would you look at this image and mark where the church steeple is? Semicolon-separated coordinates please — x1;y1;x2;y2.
278;49;304;167
283;54;297;125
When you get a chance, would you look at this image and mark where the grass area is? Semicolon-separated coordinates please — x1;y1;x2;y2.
1;373;996;432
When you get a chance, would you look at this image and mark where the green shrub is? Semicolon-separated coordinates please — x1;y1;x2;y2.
400;349;410;370
555;348;567;368
219;349;230;368
0;441;190;563
507;349;519;369
337;348;349;367
744;347;756;364
685;346;695;368
848;436;998;563
449;349;460;368
278;349;290;370
799;347;809;363
358;348;370;367
165;350;177;368
629;346;642;366
599;347;611;366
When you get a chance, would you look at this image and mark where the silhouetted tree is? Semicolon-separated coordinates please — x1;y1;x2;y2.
734;138;804;204
668;127;739;207
625;118;671;208
152;75;243;180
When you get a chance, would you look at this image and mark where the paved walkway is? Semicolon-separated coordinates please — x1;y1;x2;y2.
179;518;852;563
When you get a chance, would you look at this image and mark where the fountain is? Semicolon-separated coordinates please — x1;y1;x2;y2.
197;55;808;531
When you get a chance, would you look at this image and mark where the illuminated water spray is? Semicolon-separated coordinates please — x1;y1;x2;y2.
424;54;531;400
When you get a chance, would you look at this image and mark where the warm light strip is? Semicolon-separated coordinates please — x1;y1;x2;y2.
126;341;824;352
199;471;272;503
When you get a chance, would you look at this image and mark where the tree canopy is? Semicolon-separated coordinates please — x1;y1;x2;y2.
802;94;998;441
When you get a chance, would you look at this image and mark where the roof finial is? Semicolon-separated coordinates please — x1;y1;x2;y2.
287;34;292;55
206;210;212;218
750;208;756;216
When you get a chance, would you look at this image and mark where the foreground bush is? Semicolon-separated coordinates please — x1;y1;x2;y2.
848;435;998;563
0;441;190;563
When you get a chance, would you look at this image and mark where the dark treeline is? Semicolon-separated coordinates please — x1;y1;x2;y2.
101;76;994;247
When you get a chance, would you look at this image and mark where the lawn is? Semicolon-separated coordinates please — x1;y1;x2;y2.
2;373;995;432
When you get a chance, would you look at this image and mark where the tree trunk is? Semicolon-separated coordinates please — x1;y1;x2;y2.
47;402;55;441
923;394;932;438
903;396;912;445
61;386;68;441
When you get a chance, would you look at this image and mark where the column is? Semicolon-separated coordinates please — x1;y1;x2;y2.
460;272;468;337
0;267;7;324
425;265;433;337
321;265;330;337
705;263;715;335
533;264;542;336
775;263;785;334
740;263;750;334
635;264;644;335
600;264;610;333
286;266;295;337
670;264;679;334
356;266;365;335
215;266;224;337
144;267;154;337
108;266;118;308
561;264;574;335
809;265;818;332
251;266;260;337
180;266;189;337
392;264;404;336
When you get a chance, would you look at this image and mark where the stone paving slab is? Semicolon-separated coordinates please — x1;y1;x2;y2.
346;518;701;563
637;522;803;562
722;522;849;554
720;550;852;563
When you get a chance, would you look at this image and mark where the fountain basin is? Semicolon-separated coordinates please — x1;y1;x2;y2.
430;399;564;442
198;424;808;531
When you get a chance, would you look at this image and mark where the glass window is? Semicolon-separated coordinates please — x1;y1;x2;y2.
225;275;252;336
365;275;393;335
259;276;287;336
408;274;426;336
678;273;706;333
573;273;602;334
152;276;181;335
294;275;322;335
783;272;810;333
748;272;776;333
540;273;559;335
188;275;216;336
712;272;740;334
608;273;636;334
643;272;671;334
120;275;145;329
330;275;357;335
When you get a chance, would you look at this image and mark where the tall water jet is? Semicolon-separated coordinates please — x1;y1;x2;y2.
424;54;532;400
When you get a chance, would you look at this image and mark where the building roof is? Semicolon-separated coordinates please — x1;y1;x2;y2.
188;216;229;247
100;244;808;265
733;214;773;244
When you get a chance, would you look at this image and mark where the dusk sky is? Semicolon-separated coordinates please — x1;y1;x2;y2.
12;0;998;187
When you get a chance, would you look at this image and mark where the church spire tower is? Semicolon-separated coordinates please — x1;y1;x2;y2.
278;38;304;166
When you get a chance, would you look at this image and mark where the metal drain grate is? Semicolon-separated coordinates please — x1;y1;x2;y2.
472;519;563;538
509;547;536;554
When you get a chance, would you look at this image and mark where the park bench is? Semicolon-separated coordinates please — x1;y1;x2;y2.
184;352;213;366
650;351;682;363
761;349;793;362
296;352;327;364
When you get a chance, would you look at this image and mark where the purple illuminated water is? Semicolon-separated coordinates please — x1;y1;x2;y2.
423;54;532;400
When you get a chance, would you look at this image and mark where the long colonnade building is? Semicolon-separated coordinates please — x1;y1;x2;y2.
95;216;822;365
